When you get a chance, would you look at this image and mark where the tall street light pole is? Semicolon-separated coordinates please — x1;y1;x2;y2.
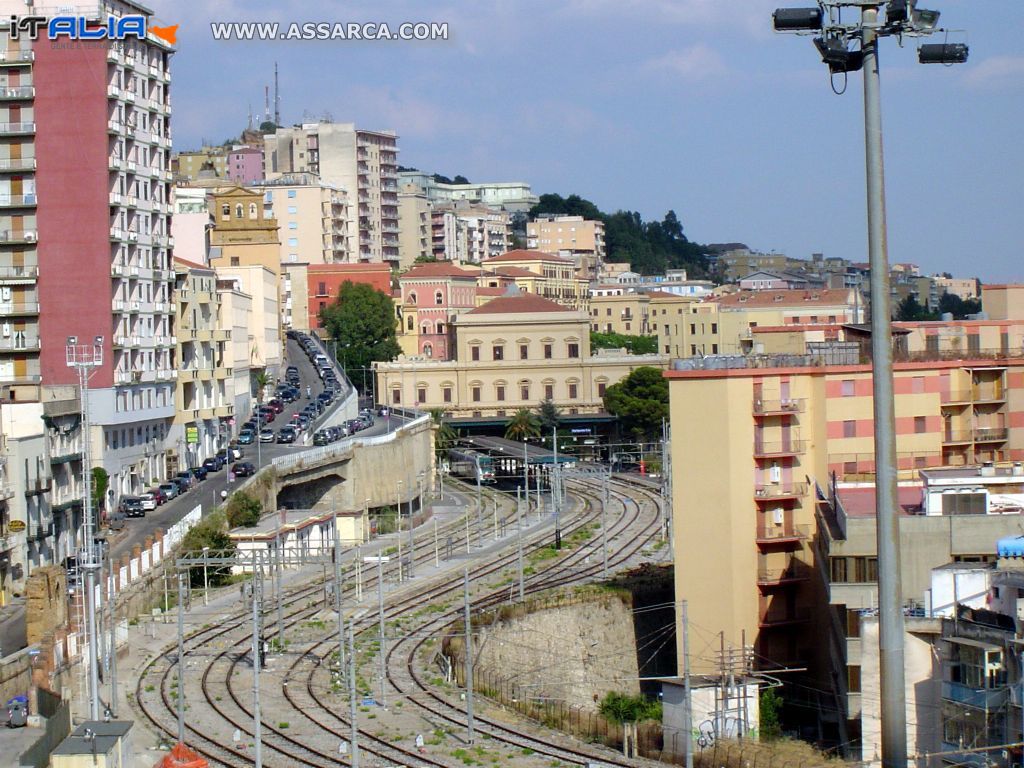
771;4;967;766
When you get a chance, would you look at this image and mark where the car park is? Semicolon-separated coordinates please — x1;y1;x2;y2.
259;428;275;443
119;496;146;517
232;461;256;477
159;482;180;500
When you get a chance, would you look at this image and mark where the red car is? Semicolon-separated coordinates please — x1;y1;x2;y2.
145;487;167;505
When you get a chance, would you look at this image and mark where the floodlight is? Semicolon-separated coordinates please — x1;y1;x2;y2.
887;0;912;24
911;8;940;30
814;35;864;74
772;8;823;31
67;336;77;345
918;43;968;64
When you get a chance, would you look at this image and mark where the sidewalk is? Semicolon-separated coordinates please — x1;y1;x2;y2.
0;598;25;657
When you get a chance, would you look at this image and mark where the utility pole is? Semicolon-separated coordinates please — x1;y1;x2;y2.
377;556;387;708
475;467;482;548
602;471;610;579
661;418;671;542
251;567;263;768
348;621;360;768
396;480;403;582
552;427;561;547
433;517;439;568
333;509;345;686
516;487;524;601
107;555;117;717
682;600;693;768
177;573;186;744
275;530;283;650
463;567;475;744
66;335;103;721
492;494;498;541
408;476;418;578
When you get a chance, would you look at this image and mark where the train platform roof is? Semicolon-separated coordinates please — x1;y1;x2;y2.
460;435;575;465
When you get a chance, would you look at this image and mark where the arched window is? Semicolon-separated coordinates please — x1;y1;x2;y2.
248;202;257;219
408;292;418;305
423;343;433;358
221;203;230;220
235;203;243;218
435;291;443;305
421;322;433;335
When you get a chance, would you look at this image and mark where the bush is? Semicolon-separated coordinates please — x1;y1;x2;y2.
180;509;236;588
226;491;262;528
598;691;661;724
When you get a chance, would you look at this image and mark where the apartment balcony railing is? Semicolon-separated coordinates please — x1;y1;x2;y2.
0;265;38;280
759;607;812;628
754;483;809;501
0;122;31;136
756;523;810;545
943;430;974;444
757;568;810;586
0;158;35;172
0;302;38;315
941;681;1008;710
753;440;806;458
0;50;34;64
0;335;40;352
50;452;83;466
974;427;1009;443
0;229;36;243
0;194;36;208
753;398;805;416
0;87;34;100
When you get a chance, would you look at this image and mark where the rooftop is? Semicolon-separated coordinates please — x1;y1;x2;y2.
230;508;364;539
921;464;1024;484
401;263;478;280
713;289;852;308
483;249;573;265
491;266;537;278
837;484;924;518
309;263;390;273
52;721;132;756
465;294;573;315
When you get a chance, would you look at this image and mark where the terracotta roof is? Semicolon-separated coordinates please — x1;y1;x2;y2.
466;294;573;315
476;287;507;296
174;256;209;271
400;263;478;280
309;263;390;273
713;289;852;308
646;290;687;299
493;266;537;278
483;249;573;265
837;485;923;518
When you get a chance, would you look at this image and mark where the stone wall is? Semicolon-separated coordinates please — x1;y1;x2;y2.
25;566;66;646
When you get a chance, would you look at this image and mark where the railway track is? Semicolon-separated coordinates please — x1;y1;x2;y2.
134;473;667;767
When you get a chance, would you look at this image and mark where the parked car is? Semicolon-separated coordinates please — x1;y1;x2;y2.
238;429;255;445
146;487;167;505
159;482;180;501
222;445;243;461
276;427;297;444
119;496;146;518
377;406;390;417
137;493;159;511
268;398;284;414
259;428;275;443
202;457;222;473
231;461;256;478
312;429;331;446
172;474;194;493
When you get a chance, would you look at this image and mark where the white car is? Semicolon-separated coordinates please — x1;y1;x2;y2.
138;493;158;512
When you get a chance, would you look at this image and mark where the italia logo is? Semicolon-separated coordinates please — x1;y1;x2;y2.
9;15;178;45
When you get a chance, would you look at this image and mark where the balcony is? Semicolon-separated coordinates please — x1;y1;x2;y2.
0;194;36;208
756;523;810;546
0;229;36;244
757;568;810;587
0;302;38;316
24;476;51;496
759;607;812;628
754;483;808;501
50;452;82;466
753;398;805;416
0;335;40;352
0;86;34;101
0;158;35;172
974;427;1008;443
943;430;973;445
941;680;1008;710
0;265;37;281
753;440;806;459
0;50;34;65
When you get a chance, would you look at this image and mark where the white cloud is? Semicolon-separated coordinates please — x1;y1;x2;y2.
961;55;1024;89
641;44;728;81
562;0;779;36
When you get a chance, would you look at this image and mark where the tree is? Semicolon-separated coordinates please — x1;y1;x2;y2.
180;509;236;587
258;121;279;133
598;691;661;757
603;367;669;441
413;254;438;264
938;291;982;319
225;491;262;528
429;408;457;460
895;294;936;321
759;688;784;741
590;332;658;355
319;281;402;374
91;467;109;514
452;174;470;184
504;408;541;441
538;398;562;433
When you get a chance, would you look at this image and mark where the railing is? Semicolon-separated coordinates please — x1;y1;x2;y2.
0;265;37;279
0;86;34;99
0;121;34;134
943;430;973;443
941;681;1008;710
757;568;809;585
754;482;808;500
756;523;810;542
0;50;34;64
759;607;812;626
0;335;40;351
753;440;806;457
0;194;36;207
753;398;805;415
0;302;39;314
0;229;35;242
974;427;1009;442
0;158;35;171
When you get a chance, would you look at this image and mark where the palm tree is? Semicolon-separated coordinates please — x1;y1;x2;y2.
252;370;270;402
538;398;562;432
428;408;457;459
505;408;541;441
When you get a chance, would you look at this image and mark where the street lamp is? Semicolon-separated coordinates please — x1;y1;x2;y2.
772;3;967;767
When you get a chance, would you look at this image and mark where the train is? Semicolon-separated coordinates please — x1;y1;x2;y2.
447;447;497;485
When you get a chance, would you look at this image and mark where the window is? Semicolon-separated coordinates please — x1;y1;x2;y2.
843;420;856;438
288;222;298;230
690;323;696;335
221;203;229;220
471;346;480;362
711;323;718;334
392;389;401;404
472;386;481;402
544;344;552;359
443;386;452;403
912;376;925;394
406;316;414;331
841;379;855;397
235;203;243;218
520;384;530;400
417;386;426;404
287;190;296;198
544;384;554;400
317;282;327;296
435;291;443;305
493;345;504;361
423;343;433;358
408;292;418;305
249;203;257;219
568;383;578;399
496;385;505;401
690;345;697;355
846;609;862;638
711;344;718;354
914;416;927;434
520;344;528;360
942;492;986;516
567;342;579;358
597;382;606;397
287;205;297;214
847;665;862;694
288;237;298;247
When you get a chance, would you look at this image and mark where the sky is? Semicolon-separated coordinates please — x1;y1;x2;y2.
150;1;1024;281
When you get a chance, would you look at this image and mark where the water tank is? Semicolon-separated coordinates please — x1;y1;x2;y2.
941;312;954;322
1014;463;1024;477
981;461;996;477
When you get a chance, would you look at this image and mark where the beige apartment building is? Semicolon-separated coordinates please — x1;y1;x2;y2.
479;250;589;310
982;283;1024;321
214;264;282;379
656;289;859;358
375;294;666;419
667;346;1024;684
172;260;234;470
255;174;349;265
174;148;227;182
265;122;399;263
527;215;606;279
216;277;254;426
933;276;978;302
208;186;282;275
398;181;431;268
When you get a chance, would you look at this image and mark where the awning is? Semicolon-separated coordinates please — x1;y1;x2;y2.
997;535;1024;558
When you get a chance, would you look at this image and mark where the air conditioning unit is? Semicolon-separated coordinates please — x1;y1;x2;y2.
769;463;782;484
772;508;785;526
24;232;35;242
2;324;9;338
